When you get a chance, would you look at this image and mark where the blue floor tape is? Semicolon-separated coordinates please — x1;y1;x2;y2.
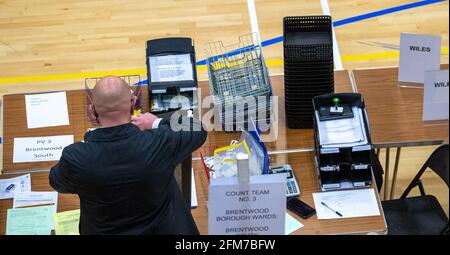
137;0;447;85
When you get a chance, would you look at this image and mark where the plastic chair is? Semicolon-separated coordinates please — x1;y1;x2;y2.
381;144;449;235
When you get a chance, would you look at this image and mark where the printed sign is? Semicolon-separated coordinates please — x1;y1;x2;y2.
149;54;193;82
13;135;74;163
398;33;441;84
208;174;286;235
423;69;449;121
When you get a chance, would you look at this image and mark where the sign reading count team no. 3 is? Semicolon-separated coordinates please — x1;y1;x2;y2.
208;174;286;235
13;135;74;163
398;33;441;84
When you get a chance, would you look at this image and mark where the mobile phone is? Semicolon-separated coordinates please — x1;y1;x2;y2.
287;198;316;219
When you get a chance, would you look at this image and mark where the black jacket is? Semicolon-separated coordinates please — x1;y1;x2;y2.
49;116;207;235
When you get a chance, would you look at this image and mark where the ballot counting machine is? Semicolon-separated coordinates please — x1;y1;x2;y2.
313;93;373;191
146;37;198;116
145;37;199;205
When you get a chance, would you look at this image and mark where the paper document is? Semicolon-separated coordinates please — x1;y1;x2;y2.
423;69;449;121
13;135;74;163
191;169;198;208
54;209;80;235
149;54;193;82
285;212;304;235
398;33;441;84
317;107;368;148
6;205;53;235
13;191;58;228
25;91;70;129
0;174;31;200
313;188;380;219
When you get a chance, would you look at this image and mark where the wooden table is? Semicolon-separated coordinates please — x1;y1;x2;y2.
1;71;387;235
352;65;449;199
2;71;353;172
0;151;387;235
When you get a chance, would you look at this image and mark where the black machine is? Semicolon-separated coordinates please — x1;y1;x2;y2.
146;37;198;115
146;37;199;205
313;93;373;191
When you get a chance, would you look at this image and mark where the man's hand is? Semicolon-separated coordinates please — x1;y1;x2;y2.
131;112;158;131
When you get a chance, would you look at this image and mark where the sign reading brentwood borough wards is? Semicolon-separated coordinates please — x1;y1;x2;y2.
398;33;441;84
423;69;449;121
13;135;74;163
208;174;286;235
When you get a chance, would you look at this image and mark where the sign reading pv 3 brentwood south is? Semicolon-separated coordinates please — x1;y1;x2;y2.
208;174;286;235
399;33;441;84
13;135;74;163
423;69;449;121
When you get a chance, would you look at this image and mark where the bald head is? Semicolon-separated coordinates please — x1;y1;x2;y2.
90;76;135;127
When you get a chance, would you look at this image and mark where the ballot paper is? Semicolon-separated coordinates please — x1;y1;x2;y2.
6;205;53;235
13;191;58;228
54;209;80;235
25;91;70;129
285;212;304;235
149;54;193;82
313;188;380;219
317;107;368;148
0;174;31;200
191;169;198;208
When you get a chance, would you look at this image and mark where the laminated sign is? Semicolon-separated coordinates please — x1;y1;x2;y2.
208;174;286;235
398;33;441;84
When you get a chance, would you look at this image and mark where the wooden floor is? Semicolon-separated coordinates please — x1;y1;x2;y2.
0;0;448;214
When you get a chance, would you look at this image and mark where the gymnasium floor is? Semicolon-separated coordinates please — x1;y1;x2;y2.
0;0;448;214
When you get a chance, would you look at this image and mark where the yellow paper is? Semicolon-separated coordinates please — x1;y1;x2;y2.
54;209;80;235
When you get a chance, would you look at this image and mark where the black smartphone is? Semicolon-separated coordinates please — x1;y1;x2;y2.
287;198;316;219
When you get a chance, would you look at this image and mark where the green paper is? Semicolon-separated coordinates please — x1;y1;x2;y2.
54;209;80;235
6;206;53;235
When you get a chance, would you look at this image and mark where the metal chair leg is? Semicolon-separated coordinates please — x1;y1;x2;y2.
389;147;402;200
383;148;390;200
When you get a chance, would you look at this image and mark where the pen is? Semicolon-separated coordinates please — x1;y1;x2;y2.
321;201;343;217
16;203;55;209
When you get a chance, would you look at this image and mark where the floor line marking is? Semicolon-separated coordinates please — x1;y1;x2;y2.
0;0;446;85
320;0;343;70
247;0;262;46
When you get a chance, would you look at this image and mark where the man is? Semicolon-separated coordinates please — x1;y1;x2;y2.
49;76;207;234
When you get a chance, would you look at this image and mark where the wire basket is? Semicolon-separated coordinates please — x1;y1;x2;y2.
84;75;143;125
205;33;273;131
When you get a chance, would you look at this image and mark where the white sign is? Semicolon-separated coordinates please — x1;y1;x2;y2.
25;91;70;129
149;54;193;82
208;174;286;235
398;33;441;84
0;174;31;200
423;69;449;121
13;135;74;163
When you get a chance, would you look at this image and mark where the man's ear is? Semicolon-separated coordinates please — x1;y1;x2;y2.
130;95;137;114
88;104;98;121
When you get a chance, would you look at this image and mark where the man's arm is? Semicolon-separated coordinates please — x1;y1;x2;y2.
132;111;207;164
161;113;207;164
49;150;78;194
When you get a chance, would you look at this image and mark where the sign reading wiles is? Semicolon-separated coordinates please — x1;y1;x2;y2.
398;33;442;84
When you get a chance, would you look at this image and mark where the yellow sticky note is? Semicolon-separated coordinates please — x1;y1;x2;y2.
54;209;80;235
